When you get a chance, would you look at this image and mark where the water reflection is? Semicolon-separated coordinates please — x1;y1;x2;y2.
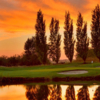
77;85;90;100
26;85;49;100
93;86;100;100
26;85;62;100
65;85;75;100
49;85;62;100
0;84;100;100
26;85;37;100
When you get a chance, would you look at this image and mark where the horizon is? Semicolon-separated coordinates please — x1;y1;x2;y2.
0;0;100;59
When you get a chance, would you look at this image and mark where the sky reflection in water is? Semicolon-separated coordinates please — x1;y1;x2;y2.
0;84;99;100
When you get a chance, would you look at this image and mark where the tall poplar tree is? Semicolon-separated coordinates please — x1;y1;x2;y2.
64;12;75;62
35;10;47;64
76;13;89;63
91;4;100;61
49;18;61;64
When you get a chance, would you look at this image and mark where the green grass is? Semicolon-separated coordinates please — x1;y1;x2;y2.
0;62;100;78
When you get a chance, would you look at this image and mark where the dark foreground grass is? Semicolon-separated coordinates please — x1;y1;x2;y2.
0;62;100;78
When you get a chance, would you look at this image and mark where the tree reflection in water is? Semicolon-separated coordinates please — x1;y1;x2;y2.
65;85;76;100
37;85;49;100
49;85;62;100
77;85;90;100
93;86;100;100
25;84;94;100
26;85;49;100
26;85;38;100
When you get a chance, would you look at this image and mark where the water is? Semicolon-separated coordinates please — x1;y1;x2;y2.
0;84;99;100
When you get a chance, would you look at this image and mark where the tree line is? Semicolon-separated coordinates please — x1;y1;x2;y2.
0;4;100;66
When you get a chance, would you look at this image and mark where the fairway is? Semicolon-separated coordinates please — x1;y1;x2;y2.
0;63;100;78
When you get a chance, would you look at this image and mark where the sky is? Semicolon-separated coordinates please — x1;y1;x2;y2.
0;0;100;59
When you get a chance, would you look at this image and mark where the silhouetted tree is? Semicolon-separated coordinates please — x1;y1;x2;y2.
65;85;76;100
24;37;41;65
35;10;48;64
93;86;100;100
7;55;21;66
24;37;36;56
49;18;61;64
91;4;100;62
0;56;7;66
64;12;75;62
76;13;89;63
20;54;41;66
77;85;90;100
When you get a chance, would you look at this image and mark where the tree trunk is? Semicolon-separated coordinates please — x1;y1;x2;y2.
70;60;72;63
84;59;86;64
56;61;58;64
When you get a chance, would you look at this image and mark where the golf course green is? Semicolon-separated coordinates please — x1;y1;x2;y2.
0;62;100;78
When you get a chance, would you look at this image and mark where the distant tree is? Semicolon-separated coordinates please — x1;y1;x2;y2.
64;12;75;63
77;85;90;100
93;86;100;100
0;56;7;66
91;4;100;62
49;18;61;64
7;55;21;66
65;85;76;100
76;13;89;63
35;10;48;64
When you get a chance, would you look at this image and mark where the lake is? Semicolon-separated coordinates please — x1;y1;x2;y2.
0;84;99;100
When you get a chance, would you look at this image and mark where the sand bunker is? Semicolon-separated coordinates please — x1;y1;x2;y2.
58;70;88;75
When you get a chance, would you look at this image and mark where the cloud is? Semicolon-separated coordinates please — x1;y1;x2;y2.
0;0;22;10
0;14;13;21
63;0;88;8
0;0;100;58
0;0;99;35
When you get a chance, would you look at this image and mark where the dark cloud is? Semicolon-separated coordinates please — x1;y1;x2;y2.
54;0;89;12
21;0;51;9
0;0;23;10
64;0;88;8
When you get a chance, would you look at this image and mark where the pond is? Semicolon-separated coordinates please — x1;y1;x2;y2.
0;84;99;100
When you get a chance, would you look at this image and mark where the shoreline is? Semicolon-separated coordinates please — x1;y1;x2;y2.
1;75;100;85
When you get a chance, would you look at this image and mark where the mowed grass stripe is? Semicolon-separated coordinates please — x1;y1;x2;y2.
0;63;99;78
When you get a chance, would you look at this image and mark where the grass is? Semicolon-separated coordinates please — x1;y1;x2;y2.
0;62;100;78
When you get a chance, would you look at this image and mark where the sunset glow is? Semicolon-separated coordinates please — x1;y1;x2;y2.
0;0;100;59
0;85;99;100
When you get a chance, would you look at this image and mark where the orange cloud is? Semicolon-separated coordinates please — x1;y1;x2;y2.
0;0;99;59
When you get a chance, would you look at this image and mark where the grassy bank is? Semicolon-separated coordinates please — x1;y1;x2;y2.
0;62;100;78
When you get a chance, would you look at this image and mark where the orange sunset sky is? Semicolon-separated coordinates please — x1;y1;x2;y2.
0;0;100;59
